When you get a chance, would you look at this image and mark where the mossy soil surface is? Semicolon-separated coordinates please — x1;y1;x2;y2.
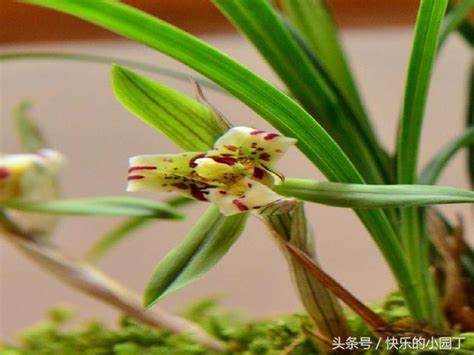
2;295;474;354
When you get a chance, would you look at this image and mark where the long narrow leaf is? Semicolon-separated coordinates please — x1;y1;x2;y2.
281;0;375;150
144;206;248;307
25;0;361;184
83;217;150;263
444;0;474;48
419;128;474;185
0;197;184;219
83;197;193;263
398;0;448;184
275;179;474;208
0;52;224;93
26;0;417;317
215;0;387;184
396;0;448;326
468;62;474;188
458;16;474;46
439;0;474;49
112;65;227;151
14;101;47;152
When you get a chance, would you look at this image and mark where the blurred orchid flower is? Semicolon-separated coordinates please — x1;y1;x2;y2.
0;149;63;235
128;127;297;215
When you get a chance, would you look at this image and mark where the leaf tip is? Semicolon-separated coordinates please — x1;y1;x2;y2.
143;289;162;309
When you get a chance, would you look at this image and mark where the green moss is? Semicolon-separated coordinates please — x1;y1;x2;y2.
2;297;473;354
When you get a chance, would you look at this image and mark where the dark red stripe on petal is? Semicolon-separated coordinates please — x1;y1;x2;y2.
232;199;249;211
264;133;280;140
253;167;264;179
0;167;10;180
224;145;238;151
128;175;145;180
211;156;237;165
189;153;206;168
259;153;271;161
250;130;265;135
190;185;208;201
128;166;157;173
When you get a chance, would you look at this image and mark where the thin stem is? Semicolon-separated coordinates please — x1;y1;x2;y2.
0;215;225;352
285;242;390;336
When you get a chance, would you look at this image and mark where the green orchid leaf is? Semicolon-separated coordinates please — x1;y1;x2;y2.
144;205;248;307
83;197;193;263
14;101;47;153
275;179;474;208
395;0;448;326
112;65;227;152
280;0;376;154
83;217;151;263
397;0;448;185
214;0;388;184
439;0;474;49
458;17;474;46
25;0;360;183
446;0;474;47
461;246;474;281
25;0;417;319
468;62;474;188
419;128;474;185
0;197;184;219
0;52;224;93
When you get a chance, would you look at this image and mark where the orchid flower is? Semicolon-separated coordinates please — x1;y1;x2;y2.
127;127;297;216
0;149;63;235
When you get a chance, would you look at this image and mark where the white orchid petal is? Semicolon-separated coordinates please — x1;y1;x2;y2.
127;152;210;201
207;177;291;216
213;126;297;167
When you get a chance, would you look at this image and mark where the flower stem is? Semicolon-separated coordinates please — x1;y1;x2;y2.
0;213;225;352
263;203;350;347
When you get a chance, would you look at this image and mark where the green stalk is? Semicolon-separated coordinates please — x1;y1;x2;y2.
439;0;474;49
264;203;349;348
274;179;474;208
397;0;448;327
419;128;474;185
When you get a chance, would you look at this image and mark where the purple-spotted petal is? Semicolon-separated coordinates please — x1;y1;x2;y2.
212;126;296;167
127;152;211;201
206;177;291;216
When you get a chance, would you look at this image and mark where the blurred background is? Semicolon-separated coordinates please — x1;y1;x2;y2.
1;0;472;341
